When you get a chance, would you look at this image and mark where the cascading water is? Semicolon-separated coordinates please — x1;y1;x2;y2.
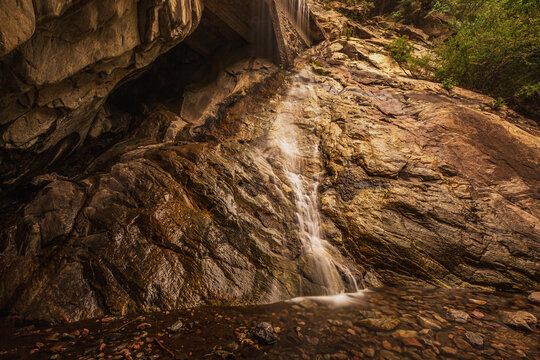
251;0;311;61
251;0;359;297
278;0;311;45
270;70;358;295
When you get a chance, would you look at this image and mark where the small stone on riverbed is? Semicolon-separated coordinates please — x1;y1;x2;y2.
417;315;441;330
528;292;540;304
357;317;400;331
167;320;183;333
500;311;537;331
465;332;484;348
254;322;277;345
446;308;470;323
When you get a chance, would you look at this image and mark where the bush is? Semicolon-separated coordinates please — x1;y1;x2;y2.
441;77;456;91
386;36;415;66
385;36;435;78
490;97;507;110
432;0;540;119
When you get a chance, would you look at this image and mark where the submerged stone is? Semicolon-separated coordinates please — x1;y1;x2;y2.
464;332;484;348
357;318;400;331
167;320;183;333
446;308;470;323
253;322;278;345
500;311;537;331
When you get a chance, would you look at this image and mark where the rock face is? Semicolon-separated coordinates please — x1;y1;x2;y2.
1;0;539;324
0;0;204;186
308;32;540;289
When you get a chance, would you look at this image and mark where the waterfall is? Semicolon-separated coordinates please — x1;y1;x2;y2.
278;0;311;45
252;0;277;59
251;0;311;61
271;70;358;295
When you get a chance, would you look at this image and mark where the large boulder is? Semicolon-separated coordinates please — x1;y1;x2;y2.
0;0;203;187
307;33;540;289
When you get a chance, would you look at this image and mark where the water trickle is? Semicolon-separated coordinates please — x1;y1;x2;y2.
251;0;311;60
271;70;358;295
252;0;277;59
278;0;311;45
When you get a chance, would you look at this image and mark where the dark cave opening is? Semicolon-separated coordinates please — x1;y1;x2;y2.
54;4;259;179
108;7;251;117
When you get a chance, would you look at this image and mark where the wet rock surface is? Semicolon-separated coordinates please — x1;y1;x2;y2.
0;0;204;185
0;288;539;359
305;2;540;291
0;0;539;324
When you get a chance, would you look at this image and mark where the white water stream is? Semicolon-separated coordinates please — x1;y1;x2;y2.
251;0;360;297
278;0;311;44
252;0;311;58
270;71;358;295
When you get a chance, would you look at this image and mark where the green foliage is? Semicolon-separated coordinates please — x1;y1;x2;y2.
344;26;356;40
386;36;415;66
385;36;434;78
391;9;403;20
312;67;332;76
426;0;540;118
516;82;540;100
441;77;456;91
309;59;331;76
489;97;507;110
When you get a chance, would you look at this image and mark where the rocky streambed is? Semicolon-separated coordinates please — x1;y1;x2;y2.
1;288;539;360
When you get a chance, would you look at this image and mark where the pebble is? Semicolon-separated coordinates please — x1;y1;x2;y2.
363;347;375;357
323;353;348;360
402;337;423;348
46;333;61;341
379;349;401;360
60;333;74;340
441;346;458;355
417;315;441;330
254;322;277;345
421;349;437;359
356;317;400;331
516;349;528;357
167;320;183;333
468;298;487;305
422;338;433;346
527;292;540;304
392;329;417;338
446;308;470;323
471;310;484;319
464;332;484;348
500;310;537;331
453;336;472;350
